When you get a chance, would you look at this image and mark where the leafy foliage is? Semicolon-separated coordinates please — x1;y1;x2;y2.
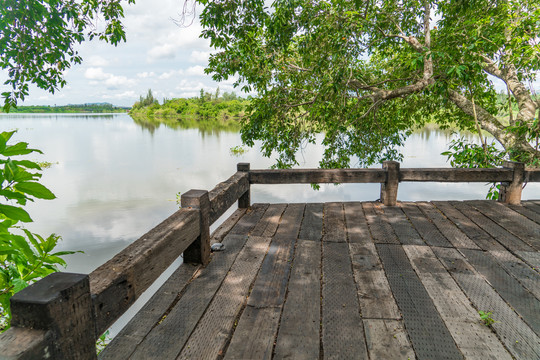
0;0;135;111
0;131;78;331
193;0;540;169
478;310;497;327
1;103;128;114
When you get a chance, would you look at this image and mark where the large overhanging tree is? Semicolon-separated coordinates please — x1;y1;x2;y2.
193;0;540;168
1;0;134;110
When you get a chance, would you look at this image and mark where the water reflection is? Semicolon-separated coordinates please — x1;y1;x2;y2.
130;113;241;137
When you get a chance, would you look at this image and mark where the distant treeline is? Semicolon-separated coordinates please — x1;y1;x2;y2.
2;103;129;113
130;89;249;121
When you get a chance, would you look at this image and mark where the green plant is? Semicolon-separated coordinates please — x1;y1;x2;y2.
478;310;497;327
0;130;78;331
442;137;507;199
229;145;248;157
96;330;111;354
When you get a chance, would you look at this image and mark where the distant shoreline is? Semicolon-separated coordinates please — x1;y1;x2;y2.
0;103;130;114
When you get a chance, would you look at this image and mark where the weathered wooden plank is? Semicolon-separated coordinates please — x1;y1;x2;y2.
382;205;425;245
343;202;370;243
210;208;246;244
128;234;250;360
208;171;249;224
363;319;416;360
322;242;368;358
509;203;540;225
515;251;540;271
323;202;346;242
251;203;286;237
177;235;273;360
451;201;535;252
274;240;321;360
523;201;540;217
249;168;386;184
225;205;304;358
0;327;51;360
362;202;399;244
525;169;540;182
274;203;305;239
228;203;269;235
459;249;540;336
489;250;540;300
400;202;452;247
404;245;512;359
99;263;200;359
467;200;540;251
298;203;323;241
223;306;282;360
349;242;400;319
400;168;513;182
245;205;304;308
417;202;479;249
433;247;540;360
376;244;463;359
433;201;503;251
90;208;200;335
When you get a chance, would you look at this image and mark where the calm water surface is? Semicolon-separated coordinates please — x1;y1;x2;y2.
2;113;539;274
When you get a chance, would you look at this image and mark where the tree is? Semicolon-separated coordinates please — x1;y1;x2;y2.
0;0;135;111
193;0;540;168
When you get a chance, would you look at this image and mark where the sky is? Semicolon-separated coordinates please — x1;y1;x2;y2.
13;0;233;107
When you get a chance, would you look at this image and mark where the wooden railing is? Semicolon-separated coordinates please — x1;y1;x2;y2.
1;161;538;359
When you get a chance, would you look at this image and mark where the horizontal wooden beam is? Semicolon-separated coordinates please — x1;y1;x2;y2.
0;327;51;360
526;169;540;182
89;208;200;336
249;169;386;184
399;168;514;182
208;171;249;224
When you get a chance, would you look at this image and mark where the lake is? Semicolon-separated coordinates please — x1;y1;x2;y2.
2;113;539;274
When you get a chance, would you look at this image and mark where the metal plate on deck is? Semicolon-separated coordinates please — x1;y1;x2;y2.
376;244;463;360
433;247;540;360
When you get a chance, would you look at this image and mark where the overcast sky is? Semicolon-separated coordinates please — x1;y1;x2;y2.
16;0;232;107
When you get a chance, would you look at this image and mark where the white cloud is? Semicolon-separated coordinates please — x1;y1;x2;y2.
85;67;110;81
137;72;155;78
190;50;210;63
87;56;109;67
147;43;177;62
158;69;184;80
186;65;205;76
85;67;137;90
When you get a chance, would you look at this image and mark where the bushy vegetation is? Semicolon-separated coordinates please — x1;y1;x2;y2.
0;131;77;331
130;89;249;122
1;103;128;114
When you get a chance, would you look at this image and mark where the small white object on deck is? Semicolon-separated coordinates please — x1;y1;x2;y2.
211;243;225;252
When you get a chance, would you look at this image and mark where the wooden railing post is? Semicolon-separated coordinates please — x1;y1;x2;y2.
9;272;96;359
381;161;400;206
237;163;250;208
181;189;211;265
498;161;525;205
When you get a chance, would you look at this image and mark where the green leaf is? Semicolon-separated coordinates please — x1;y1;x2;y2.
10;235;37;263
12;160;42;170
3;142;41;156
14;182;55;200
23;229;43;256
0;204;33;222
12;278;28;293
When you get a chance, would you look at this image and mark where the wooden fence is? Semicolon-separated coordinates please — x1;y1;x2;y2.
0;161;538;359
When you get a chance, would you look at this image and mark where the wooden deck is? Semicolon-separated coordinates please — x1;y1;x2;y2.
100;200;540;360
